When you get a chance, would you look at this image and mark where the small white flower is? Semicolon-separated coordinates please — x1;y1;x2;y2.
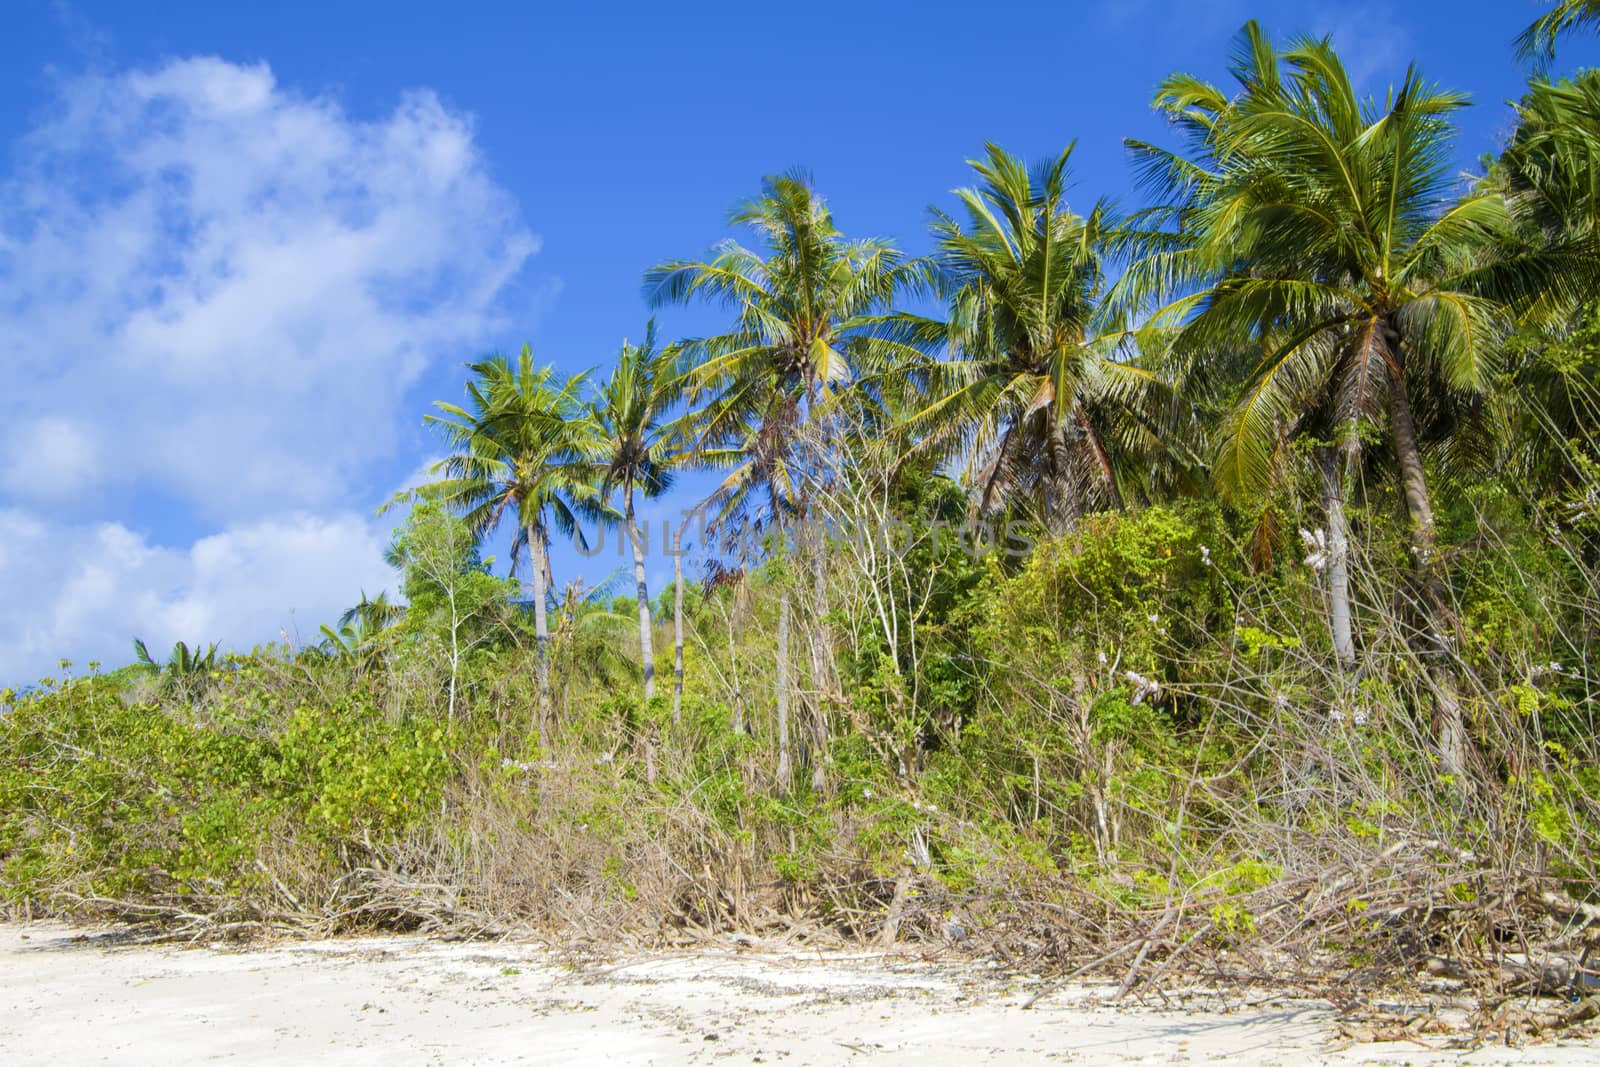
1147;613;1160;625
1273;693;1290;711
1097;651;1108;666
1200;546;1212;566
862;788;873;799
1352;706;1370;726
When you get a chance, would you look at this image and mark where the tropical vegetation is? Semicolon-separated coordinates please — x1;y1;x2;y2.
6;8;1600;1031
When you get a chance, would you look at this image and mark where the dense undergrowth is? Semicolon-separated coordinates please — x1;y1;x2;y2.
3;484;1598;1029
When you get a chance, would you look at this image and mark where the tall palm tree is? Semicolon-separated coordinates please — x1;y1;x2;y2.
1127;22;1576;773
644;172;927;791
882;144;1169;530
1517;1;1600;65
592;321;679;702
422;347;603;720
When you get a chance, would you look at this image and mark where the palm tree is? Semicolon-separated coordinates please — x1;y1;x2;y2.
644;172;927;791
1126;22;1576;774
1487;72;1600;504
1497;71;1600;250
317;593;402;670
1517;1;1600;65
592;321;680;703
132;638;218;694
339;590;406;633
421;347;603;721
882;144;1167;530
548;570;636;706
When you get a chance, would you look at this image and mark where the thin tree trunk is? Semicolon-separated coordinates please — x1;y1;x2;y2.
1319;448;1356;672
1383;355;1437;555
626;492;655;701
1384;350;1468;777
776;587;792;795
672;522;685;726
806;521;832;792
529;526;552;743
802;379;831;791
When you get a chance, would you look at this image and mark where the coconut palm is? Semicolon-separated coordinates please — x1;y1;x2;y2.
644;172;927;791
338;590;406;634
421;347;604;719
881;144;1172;530
316;592;402;669
591;321;680;702
548;569;637;705
1517;1;1600;64
1497;71;1600;251
1124;23;1587;773
1485;72;1600;501
132;638;219;695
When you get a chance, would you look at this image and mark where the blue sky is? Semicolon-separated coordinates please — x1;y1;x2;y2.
1;0;1594;682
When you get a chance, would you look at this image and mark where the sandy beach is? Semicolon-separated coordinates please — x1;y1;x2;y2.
1;922;1596;1065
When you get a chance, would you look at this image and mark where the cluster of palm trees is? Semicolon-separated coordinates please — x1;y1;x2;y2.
392;14;1600;777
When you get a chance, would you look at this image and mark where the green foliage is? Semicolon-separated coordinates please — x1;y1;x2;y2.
0;672;453;906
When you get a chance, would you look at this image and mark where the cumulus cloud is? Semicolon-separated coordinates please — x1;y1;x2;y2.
0;57;539;518
0;508;399;683
0;57;540;682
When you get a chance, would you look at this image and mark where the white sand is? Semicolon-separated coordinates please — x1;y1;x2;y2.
1;922;1594;1065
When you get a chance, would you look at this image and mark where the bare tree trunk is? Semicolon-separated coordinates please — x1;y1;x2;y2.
800;381;832;792
672;523;685;726
807;522;831;793
529;526;552;746
626;492;655;701
1384;356;1437;554
1384;351;1468;777
1319;448;1356;672
776;587;792;795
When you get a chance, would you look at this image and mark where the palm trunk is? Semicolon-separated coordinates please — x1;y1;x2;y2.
1318;448;1356;672
776;587;792;795
1384;350;1468;777
1075;403;1124;511
529;526;552;739
672;522;685;726
626;492;655;701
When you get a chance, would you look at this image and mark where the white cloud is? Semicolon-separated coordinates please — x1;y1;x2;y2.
0;507;398;684
0;57;540;519
0;57;541;681
1;417;100;500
